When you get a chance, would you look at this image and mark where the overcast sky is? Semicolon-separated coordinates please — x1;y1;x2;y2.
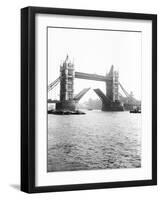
48;27;142;102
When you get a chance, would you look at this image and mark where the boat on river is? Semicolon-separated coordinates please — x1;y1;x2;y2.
130;106;141;113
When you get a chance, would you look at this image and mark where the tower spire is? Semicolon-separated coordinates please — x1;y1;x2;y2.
109;65;114;75
65;54;69;63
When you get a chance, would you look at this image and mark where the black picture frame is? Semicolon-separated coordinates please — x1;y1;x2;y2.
21;6;157;193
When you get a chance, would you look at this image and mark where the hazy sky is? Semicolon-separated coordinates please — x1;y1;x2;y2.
48;27;142;102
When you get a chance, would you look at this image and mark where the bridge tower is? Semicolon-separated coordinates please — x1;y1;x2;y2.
102;65;124;111
56;55;76;111
106;65;119;102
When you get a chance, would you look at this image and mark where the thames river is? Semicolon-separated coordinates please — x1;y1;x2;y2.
47;110;141;172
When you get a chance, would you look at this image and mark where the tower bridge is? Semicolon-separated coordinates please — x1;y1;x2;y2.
48;55;140;111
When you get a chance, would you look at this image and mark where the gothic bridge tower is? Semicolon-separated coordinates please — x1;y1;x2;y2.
56;55;76;111
102;65;124;111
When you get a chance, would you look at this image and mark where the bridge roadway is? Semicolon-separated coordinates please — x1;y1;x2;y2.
75;72;107;82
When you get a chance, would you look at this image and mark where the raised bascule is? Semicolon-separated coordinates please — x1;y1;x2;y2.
48;55;140;111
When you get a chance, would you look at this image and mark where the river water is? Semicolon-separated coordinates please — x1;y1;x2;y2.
48;110;141;172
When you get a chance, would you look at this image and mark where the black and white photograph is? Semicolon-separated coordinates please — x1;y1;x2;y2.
21;7;157;193
47;26;142;172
